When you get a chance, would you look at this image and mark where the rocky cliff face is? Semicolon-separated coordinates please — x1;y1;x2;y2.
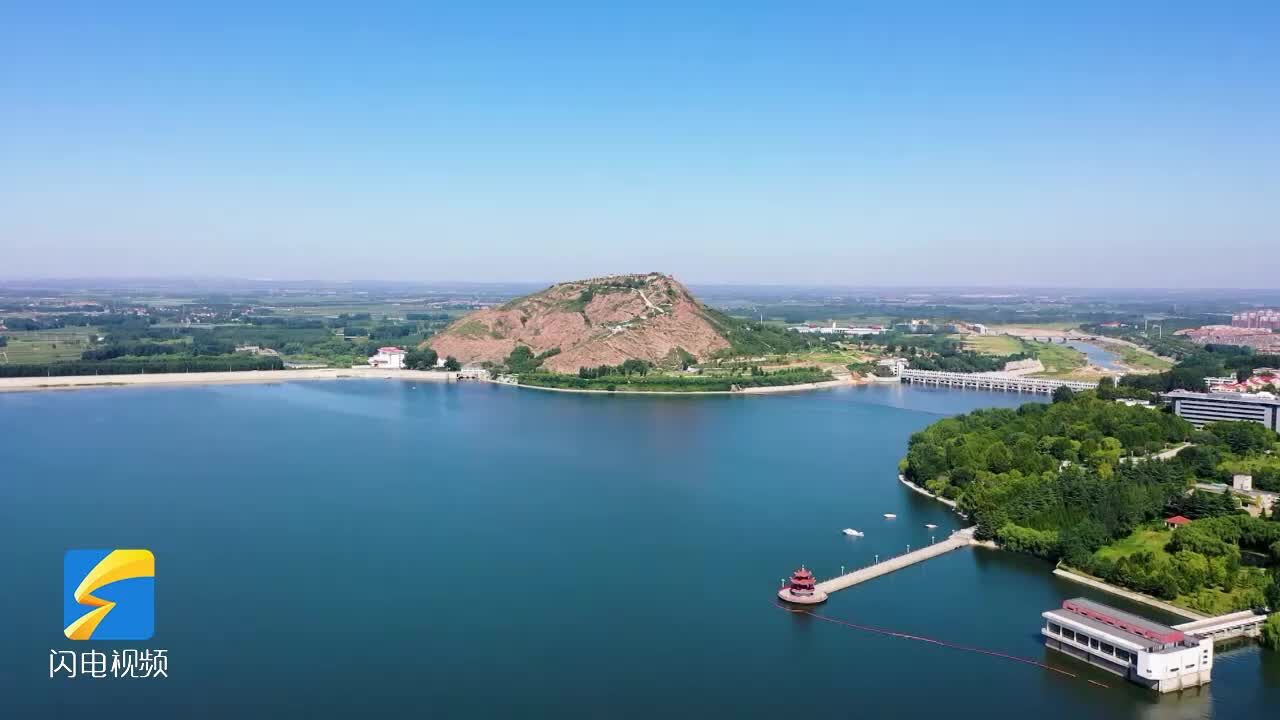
428;273;730;373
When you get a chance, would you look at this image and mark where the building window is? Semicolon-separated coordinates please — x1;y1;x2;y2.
1101;642;1115;655
1090;639;1099;650
1049;622;1060;635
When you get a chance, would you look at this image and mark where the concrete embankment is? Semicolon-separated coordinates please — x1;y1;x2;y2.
0;368;459;393
1052;567;1206;621
898;474;959;510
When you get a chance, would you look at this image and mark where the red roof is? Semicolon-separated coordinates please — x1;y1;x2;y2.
1061;598;1184;644
378;347;406;354
1165;515;1192;525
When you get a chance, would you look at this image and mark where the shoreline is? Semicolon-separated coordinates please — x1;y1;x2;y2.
510;377;856;397
0;368;460;393
899;472;1213;621
0;368;860;397
1052;566;1207;621
898;473;964;514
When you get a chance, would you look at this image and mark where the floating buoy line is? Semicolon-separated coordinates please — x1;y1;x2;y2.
773;602;1109;689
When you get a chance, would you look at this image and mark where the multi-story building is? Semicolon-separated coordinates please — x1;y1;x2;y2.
1042;598;1213;693
1232;309;1280;330
1164;390;1280;431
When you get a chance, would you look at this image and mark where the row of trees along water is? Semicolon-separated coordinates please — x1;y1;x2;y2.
902;389;1280;622
0;309;460;376
520;365;832;392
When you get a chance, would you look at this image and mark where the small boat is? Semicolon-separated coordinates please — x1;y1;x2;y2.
925;523;938;529
842;528;864;537
883;513;897;519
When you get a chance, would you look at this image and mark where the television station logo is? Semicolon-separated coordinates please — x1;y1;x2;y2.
50;549;168;679
64;549;155;640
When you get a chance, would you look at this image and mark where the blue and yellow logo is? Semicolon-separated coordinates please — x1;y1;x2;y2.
63;549;155;641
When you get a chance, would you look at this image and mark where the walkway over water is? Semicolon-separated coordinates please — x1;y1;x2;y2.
815;528;976;594
900;369;1097;395
1174;610;1270;643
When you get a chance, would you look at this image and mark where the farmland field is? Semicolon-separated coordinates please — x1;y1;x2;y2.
0;328;97;363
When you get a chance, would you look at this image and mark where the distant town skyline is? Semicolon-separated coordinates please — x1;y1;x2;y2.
3;3;1278;287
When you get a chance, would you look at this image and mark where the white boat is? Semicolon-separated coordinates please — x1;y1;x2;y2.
841;528;864;537
883;513;897;519
925;523;938;529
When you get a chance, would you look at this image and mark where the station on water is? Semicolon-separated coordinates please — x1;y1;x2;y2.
1042;598;1213;693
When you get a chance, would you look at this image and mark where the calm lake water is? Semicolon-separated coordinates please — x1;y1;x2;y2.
1;381;1275;719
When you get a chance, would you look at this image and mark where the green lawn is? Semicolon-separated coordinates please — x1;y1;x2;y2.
0;328;97;363
1091;527;1269;615
1093;528;1171;562
951;334;1093;378
1025;340;1088;378
954;333;1025;356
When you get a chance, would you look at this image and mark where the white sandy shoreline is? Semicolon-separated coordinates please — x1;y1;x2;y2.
0;369;860;396
0;368;460;393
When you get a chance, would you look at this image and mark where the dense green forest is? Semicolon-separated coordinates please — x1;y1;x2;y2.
902;392;1280;615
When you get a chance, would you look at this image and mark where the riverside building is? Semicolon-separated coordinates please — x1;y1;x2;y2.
1042;598;1213;693
1164;390;1280;431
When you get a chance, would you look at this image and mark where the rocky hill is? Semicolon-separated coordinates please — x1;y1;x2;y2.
428;273;732;373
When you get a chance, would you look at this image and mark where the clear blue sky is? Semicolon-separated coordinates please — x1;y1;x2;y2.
2;2;1277;287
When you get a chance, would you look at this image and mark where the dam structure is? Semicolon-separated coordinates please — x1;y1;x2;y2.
899;369;1096;395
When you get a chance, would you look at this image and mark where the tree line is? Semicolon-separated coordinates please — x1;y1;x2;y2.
902;391;1280;616
0;356;284;377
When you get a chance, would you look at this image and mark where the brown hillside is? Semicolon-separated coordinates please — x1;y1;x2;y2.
428;273;730;373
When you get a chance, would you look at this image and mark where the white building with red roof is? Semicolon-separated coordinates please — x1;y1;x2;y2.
369;346;407;370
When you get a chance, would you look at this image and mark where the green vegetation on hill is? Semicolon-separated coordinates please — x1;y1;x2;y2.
902;392;1280;615
500;345;561;373
519;366;832;392
699;308;833;357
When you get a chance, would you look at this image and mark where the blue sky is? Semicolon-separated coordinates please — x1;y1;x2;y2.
2;2;1277;286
